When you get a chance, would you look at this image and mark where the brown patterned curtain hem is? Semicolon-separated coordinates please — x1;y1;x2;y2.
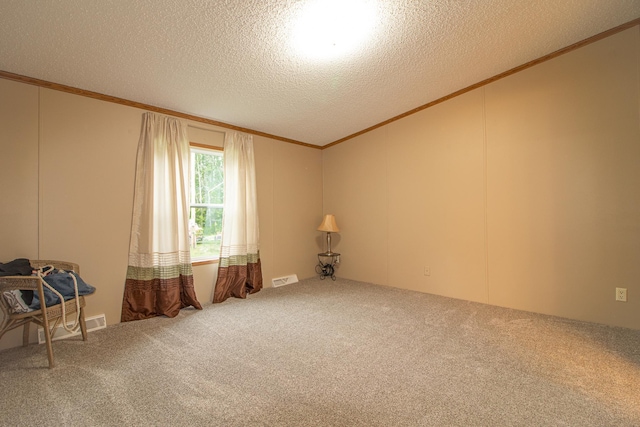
122;274;202;322
213;259;263;303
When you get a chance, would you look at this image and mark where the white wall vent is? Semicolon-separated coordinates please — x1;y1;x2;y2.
271;274;299;287
38;313;107;344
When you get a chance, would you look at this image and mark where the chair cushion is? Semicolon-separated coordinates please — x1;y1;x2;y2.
0;258;33;277
2;290;32;314
0;258;35;305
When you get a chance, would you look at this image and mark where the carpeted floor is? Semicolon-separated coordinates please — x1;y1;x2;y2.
0;277;639;426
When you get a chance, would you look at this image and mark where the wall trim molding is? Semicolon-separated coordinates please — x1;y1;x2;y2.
0;69;320;150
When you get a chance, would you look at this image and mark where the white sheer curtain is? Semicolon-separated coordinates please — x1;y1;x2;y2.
121;112;201;321
213;131;263;303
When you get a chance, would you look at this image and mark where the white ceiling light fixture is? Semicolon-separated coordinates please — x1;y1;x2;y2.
292;0;377;60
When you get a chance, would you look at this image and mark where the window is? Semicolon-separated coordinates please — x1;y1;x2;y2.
189;144;223;262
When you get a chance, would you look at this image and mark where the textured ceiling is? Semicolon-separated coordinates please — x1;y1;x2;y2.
0;1;638;146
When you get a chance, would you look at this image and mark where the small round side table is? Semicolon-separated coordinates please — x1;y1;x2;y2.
316;252;340;281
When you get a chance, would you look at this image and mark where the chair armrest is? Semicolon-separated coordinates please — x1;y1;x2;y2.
0;275;40;292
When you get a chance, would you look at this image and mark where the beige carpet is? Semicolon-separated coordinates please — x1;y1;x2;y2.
0;277;639;426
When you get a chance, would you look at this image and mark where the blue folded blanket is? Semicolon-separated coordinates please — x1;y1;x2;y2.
30;270;96;310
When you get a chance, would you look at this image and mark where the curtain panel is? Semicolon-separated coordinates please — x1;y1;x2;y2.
121;112;202;321
213;132;263;303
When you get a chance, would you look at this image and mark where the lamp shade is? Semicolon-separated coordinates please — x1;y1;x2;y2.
317;214;339;233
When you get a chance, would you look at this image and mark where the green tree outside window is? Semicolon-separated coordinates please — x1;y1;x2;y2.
189;147;223;260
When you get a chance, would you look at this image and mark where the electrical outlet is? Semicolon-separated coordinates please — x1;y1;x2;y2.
424;266;431;276
615;287;627;302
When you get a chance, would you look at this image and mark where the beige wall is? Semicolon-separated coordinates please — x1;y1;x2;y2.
0;81;322;350
0;80;40;260
322;126;390;284
0;80;41;348
485;27;640;328
323;27;640;329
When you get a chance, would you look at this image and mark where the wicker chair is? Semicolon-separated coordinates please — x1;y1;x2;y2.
0;260;88;368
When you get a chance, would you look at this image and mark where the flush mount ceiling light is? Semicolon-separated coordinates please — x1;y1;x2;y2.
292;0;377;60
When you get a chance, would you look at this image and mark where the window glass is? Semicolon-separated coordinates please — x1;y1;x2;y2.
189;146;223;261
